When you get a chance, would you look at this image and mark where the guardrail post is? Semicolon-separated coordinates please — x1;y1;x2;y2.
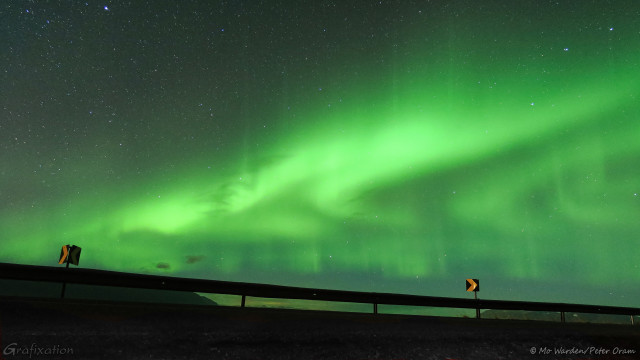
631;315;635;325
373;303;378;315
241;295;246;308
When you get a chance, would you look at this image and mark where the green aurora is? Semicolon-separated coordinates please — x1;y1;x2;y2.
1;1;639;307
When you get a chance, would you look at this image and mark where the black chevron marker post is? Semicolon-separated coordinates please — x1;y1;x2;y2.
59;245;82;299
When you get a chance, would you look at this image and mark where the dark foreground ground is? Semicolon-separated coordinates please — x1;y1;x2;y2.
0;296;638;360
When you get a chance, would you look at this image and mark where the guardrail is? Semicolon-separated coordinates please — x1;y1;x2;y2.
1;262;638;324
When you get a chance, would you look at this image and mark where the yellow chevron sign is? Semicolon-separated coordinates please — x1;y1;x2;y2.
466;279;479;292
59;244;82;266
59;245;69;264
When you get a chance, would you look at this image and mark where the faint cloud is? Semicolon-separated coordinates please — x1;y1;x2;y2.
186;255;205;264
156;262;170;269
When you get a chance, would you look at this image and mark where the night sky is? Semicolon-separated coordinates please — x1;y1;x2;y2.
2;1;640;308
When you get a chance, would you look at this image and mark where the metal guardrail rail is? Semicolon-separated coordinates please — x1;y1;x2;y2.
1;262;638;324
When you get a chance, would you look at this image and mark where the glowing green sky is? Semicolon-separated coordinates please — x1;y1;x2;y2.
1;1;639;307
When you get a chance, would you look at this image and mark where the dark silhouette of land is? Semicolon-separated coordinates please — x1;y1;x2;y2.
481;309;635;325
1;295;638;360
0;279;217;306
